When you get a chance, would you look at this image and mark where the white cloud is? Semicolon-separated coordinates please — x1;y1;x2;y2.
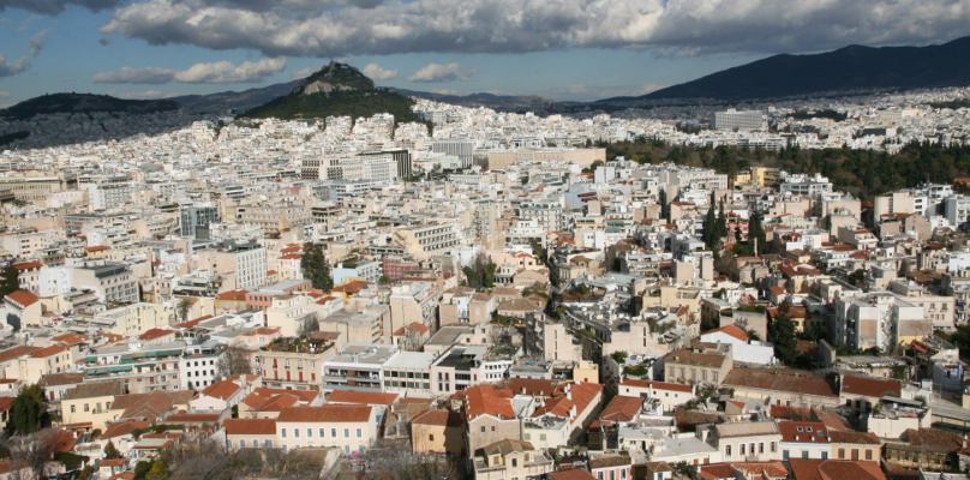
93;57;287;84
0;30;47;77
173;57;287;83
362;62;397;80
409;62;470;83
98;0;970;58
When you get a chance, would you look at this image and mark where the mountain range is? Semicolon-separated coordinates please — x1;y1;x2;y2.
3;36;970;123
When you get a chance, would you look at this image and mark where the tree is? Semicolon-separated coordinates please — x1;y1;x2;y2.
225;346;253;376
300;242;333;291
9;384;47;435
748;210;767;255
103;440;122;459
462;254;497;289
146;459;168;480
770;315;798;365
0;263;18;298
6;428;59;480
703;201;717;250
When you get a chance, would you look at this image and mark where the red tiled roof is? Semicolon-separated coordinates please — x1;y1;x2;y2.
707;324;750;343
12;261;43;270
549;469;596;480
778;421;829;444
412;408;463;428
30;345;67;358
277;405;372;423
52;333;88;346
841;374;901;398
327;389;398;406
201;380;242;401
4;289;38;308
0;345;40;363
598;395;642;423
216;290;248;301
788;459;885;480
508;378;558;397
225;418;276;435
724;368;837;398
464;384;515;420
138;328;174;342
102;420;150;439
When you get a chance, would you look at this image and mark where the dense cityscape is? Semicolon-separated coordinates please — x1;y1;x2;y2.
2;3;970;480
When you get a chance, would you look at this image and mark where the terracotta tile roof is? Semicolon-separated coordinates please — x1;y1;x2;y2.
508;378;559;397
0;397;14;411
225;418;277;435
138;328;175;341
84;245;110;253
788;459;885;480
708;324;750;342
12;261;43;270
63;381;124;400
30;344;67;358
0;345;39;363
841;373;901;398
215;289;248;301
411;408;463;428
724;368;837;398
598;395;642;423
666;347;729;369
620;378;693;393
464;384;515;420
40;372;83;387
549;469;596;480
100;459;126;467
102;420;150;439
242;388;318;410
327;390;398;406
902;428;964;451
778;421;829;444
52;333;88;346
4;289;39;308
201;379;242;401
277;405;372;423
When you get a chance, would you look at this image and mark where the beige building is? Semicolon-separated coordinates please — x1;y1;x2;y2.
60;382;125;431
472;439;555;480
663;344;733;386
97;302;175;337
410;408;465;456
276;405;380;454
714;421;782;462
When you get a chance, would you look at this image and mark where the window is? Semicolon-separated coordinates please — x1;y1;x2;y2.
511;459;517;468
356;428;362;438
307;428;312;438
865;450;873;461
801;451;808;459
281;428;287;438
332;428;337;437
822;452;828;460
481;426;486;433
429;434;435;441
344;428;350;438
741;444;746;455
783;450;789;460
771;442;776;452
759;443;764;454
726;445;732;456
838;448;845;459
294;429;300;438
319;428;325;437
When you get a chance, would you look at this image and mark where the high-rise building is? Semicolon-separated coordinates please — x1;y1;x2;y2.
432;140;473;169
714;109;766;131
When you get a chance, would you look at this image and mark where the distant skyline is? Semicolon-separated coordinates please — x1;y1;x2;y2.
1;0;969;107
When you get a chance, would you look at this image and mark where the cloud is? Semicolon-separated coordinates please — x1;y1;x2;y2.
0;0;121;15
0;30;48;77
93;57;287;84
98;0;970;58
409;62;470;83
362;63;397;80
93;66;176;84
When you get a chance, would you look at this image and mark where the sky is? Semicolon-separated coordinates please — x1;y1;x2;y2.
0;0;969;107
